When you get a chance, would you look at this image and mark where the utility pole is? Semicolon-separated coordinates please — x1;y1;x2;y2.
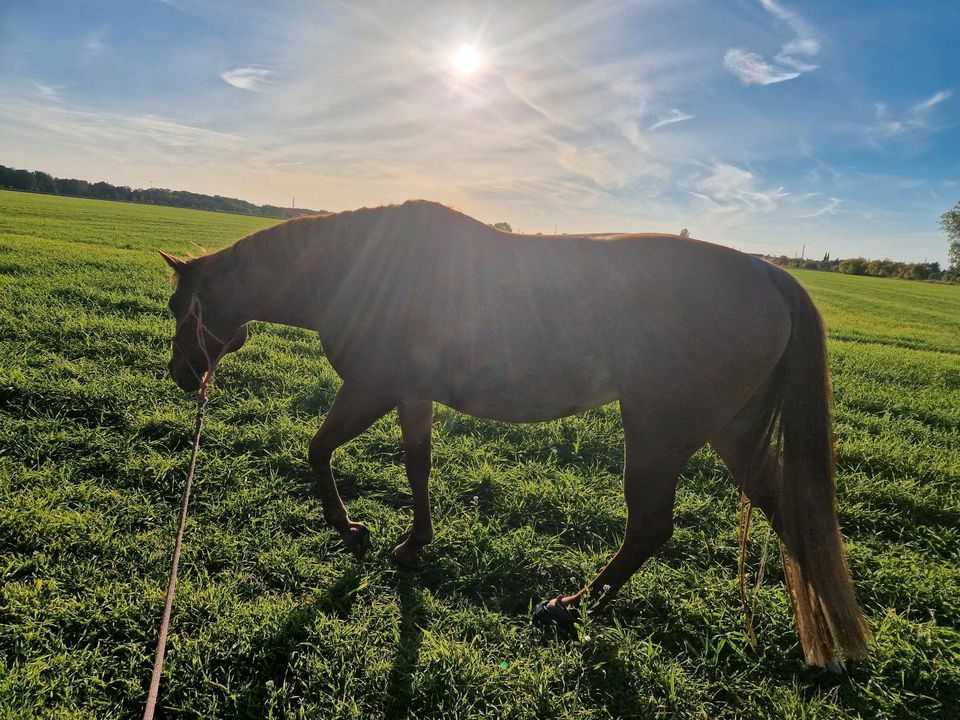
292;197;295;209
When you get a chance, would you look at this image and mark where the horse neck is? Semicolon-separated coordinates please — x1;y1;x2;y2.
209;219;334;329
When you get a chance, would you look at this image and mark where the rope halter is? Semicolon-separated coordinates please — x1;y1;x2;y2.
172;293;242;391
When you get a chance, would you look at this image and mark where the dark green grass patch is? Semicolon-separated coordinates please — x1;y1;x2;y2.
1;191;958;718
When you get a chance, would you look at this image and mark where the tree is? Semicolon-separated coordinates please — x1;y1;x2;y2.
679;228;690;237
837;257;867;275
92;181;116;200
34;171;56;193
491;222;512;232
901;263;930;281
940;202;960;271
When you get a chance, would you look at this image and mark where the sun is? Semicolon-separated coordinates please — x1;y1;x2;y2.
452;43;480;77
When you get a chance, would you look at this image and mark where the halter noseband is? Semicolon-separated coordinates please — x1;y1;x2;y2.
172;293;242;391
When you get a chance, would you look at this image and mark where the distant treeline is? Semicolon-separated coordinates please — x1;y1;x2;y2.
0;163;324;219
769;254;956;283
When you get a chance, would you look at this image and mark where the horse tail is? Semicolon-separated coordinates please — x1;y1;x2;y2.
762;265;871;668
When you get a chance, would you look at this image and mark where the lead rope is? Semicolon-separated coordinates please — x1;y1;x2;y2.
143;387;207;720
143;294;234;720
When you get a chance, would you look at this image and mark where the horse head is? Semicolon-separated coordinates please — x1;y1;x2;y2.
160;251;249;392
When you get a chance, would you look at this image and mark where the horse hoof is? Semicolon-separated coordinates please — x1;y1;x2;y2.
343;524;370;559
532;595;578;629
391;542;421;570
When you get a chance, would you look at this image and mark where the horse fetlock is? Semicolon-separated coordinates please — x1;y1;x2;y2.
321;504;350;529
410;526;434;547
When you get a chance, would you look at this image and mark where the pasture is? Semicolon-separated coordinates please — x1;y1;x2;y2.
1;189;958;718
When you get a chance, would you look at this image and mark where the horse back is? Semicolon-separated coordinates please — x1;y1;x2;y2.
319;211;789;422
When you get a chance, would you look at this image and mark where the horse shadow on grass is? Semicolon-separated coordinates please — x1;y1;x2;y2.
223;564;428;719
382;577;428;720
208;564;368;718
261;450;839;717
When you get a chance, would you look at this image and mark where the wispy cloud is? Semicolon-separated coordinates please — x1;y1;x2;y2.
80;27;109;62
872;103;901;136
911;90;952;114
0;98;242;159
870;89;952;139
220;66;272;91
85;29;107;53
724;50;801;86
689;162;789;217
34;83;62;100
895;178;937;200
799;196;841;218
760;0;820;62
724;0;819;85
648;108;694;131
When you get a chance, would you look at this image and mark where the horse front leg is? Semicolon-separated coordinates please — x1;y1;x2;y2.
308;382;394;558
392;398;434;569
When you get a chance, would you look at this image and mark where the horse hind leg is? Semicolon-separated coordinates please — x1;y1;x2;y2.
534;404;703;624
709;376;782;530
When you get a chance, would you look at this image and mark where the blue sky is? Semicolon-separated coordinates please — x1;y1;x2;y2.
1;1;957;263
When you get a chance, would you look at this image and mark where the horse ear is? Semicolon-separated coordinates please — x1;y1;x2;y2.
158;251;188;272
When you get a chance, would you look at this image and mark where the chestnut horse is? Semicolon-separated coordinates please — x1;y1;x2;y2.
161;200;870;667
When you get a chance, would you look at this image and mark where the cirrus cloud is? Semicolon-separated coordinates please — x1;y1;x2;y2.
689;162;789;218
799;196;842;218
220;66;272;91
723;49;801;86
648;108;694;131
870;90;953;140
724;0;819;86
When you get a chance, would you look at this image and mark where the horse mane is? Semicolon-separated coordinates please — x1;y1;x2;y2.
168;200;468;288
210;201;460;268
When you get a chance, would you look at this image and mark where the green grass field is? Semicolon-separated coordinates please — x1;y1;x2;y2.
1;189;958;719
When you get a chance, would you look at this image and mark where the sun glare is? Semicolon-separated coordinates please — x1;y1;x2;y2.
452;43;480;76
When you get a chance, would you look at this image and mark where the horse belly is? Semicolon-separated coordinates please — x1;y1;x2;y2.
432;353;619;423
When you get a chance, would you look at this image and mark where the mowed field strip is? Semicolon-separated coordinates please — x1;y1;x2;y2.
1;189;958;719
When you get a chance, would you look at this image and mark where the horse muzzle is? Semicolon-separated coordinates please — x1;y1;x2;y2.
168;356;205;393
